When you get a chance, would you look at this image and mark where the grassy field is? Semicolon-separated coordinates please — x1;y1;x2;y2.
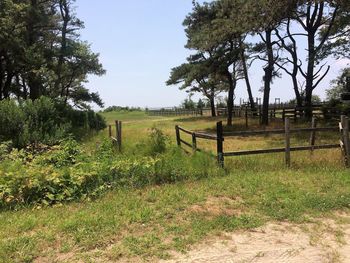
0;111;349;263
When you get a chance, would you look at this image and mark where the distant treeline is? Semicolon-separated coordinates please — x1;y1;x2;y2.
103;106;143;112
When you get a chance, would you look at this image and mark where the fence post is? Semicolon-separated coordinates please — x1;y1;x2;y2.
245;106;248;128
192;133;197;152
285;118;291;167
115;120;119;139
118;121;122;152
175;125;181;146
310;117;317;153
216;121;224;168
109;125;112;138
341;115;350;167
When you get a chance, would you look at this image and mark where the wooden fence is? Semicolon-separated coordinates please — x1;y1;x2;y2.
108;120;122;151
175;125;217;153
149;105;343;126
175;116;350;168
148;108;203;116
241;105;341;126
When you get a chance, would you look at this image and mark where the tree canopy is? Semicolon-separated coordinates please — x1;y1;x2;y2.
167;0;350;125
0;0;105;108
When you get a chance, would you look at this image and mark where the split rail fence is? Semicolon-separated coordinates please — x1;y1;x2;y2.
108;120;122;151
149;105;342;127
175;115;350;168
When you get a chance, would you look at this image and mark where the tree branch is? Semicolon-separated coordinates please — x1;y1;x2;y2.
312;65;330;90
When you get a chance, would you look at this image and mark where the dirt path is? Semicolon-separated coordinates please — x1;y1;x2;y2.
162;212;350;263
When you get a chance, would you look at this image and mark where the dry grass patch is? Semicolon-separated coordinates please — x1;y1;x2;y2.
188;196;245;219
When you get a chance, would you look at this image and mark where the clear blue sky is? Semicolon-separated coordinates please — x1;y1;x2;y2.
75;0;349;109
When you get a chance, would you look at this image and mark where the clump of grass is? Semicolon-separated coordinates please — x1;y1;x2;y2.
135;126;169;156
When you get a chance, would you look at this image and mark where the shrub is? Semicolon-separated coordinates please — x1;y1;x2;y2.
0;141;12;161
0;140;221;209
0;97;107;148
147;127;168;156
21;97;69;147
135;127;169;157
0;100;25;146
322;101;350;120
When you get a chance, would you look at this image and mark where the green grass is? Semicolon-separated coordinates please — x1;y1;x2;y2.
0;111;349;262
102;110;166;123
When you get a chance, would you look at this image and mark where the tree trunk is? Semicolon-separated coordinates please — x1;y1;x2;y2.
226;69;236;127
28;76;41;100
3;72;13;99
27;0;42;101
209;94;216;117
240;40;255;111
262;30;274;126
292;75;302;107
304;35;316;118
57;0;69;97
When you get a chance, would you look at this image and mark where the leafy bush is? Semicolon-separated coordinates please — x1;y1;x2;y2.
0;138;220;209
0;141;12;161
21;97;69;146
147;127;169;156
134;127;169;157
322;101;350;120
0;97;106;148
0;100;25;146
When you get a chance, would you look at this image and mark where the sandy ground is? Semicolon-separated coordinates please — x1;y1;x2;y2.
162;212;350;263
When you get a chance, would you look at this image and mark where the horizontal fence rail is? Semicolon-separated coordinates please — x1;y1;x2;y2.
175;125;217;153
223;127;339;137
148;108;203;116
152;105;344;128
223;144;340;157
217;116;349;168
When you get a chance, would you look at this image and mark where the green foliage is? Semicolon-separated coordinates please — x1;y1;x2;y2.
103;106;142;112
0;141;12;160
135;127;169;157
326;68;350;101
0;97;67;148
0;100;25;146
147;128;169;156
0;0;105;107
181;97;197;109
322;102;350;119
0;133;220;209
0;97;106;148
21;97;69;146
197;99;205;109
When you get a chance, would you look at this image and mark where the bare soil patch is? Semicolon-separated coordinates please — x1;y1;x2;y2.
162;212;350;263
188;196;245;218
